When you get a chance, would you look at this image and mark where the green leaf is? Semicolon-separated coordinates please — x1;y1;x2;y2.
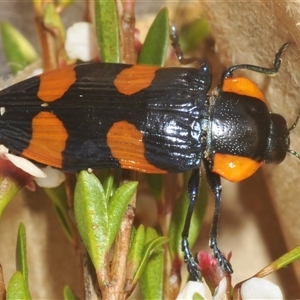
95;0;120;62
169;171;208;259
138;8;169;66
74;171;109;270
107;181;138;248
0;178;20;219
138;228;167;300
44;185;75;244
63;285;79;300
1;22;38;74
6;271;31;300
127;224;145;279
133;234;167;285
0;159;32;219
256;245;300;278
16;223;28;287
99;169;117;202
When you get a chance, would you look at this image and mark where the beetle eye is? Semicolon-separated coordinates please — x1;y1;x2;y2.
264;114;289;164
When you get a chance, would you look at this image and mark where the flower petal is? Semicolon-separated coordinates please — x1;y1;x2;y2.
241;277;283;299
213;277;226;300
5;153;46;178
34;166;65;188
176;281;207;300
65;22;98;62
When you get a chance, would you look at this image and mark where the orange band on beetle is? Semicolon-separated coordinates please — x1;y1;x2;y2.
22;112;68;168
223;77;266;104
37;65;76;102
114;65;160;95
107;120;167;173
212;153;262;182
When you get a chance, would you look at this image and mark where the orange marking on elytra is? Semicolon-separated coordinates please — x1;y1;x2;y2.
223;77;266;104
22;112;68;168
212;153;262;182
107;121;166;173
114;65;160;95
37;65;76;102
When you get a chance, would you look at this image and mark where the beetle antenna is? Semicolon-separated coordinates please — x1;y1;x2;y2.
287;110;300;160
288;109;300;131
287;149;300;160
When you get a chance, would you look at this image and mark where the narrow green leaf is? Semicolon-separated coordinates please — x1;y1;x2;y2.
138;8;169;66
0;177;21;219
107;181;138;247
100;170;116;202
6;271;31;300
63;285;79;300
133;234;167;285
127;225;145;279
16;223;28;287
74;171;109;269
139;228;166;300
95;0;120;62
169;171;208;258
0;159;32;219
273;245;300;268
256;245;300;278
1;22;38;74
44;185;75;243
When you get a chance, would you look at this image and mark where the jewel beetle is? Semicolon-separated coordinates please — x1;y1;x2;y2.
0;28;297;280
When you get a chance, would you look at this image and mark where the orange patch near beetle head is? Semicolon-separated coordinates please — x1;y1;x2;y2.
223;77;266;104
22;112;68;168
114;65;160;95
212;153;262;182
107;120;166;173
37;65;76;102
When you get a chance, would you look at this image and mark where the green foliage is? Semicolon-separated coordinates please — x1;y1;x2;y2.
6;271;31;300
1;22;38;74
138;8;169;66
95;0;120;62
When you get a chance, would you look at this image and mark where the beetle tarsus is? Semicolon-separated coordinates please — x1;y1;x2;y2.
182;237;201;281
170;24;203;65
210;237;233;274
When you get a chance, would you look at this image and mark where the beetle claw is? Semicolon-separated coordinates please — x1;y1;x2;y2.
211;242;233;274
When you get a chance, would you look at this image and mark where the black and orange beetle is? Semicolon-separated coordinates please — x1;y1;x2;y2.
0;29;297;280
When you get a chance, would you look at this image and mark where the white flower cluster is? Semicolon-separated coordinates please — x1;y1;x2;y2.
65;22;99;62
176;277;283;300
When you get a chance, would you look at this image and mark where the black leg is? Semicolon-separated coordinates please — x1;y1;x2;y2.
181;168;201;281
203;159;233;274
170;25;203;65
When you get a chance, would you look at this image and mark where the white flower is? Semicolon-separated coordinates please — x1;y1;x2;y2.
213;277;226;300
0;145;46;178
176;281;207;299
241;277;283;299
34;166;65;188
65;22;98;62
